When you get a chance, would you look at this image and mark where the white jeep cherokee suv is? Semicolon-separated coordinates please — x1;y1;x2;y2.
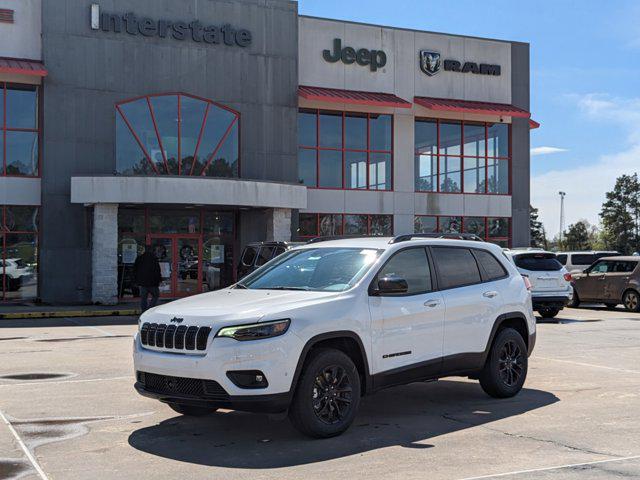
134;235;536;438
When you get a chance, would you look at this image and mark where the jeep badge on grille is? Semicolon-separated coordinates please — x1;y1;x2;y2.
170;317;184;323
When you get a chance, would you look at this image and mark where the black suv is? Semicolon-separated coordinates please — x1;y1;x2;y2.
237;241;303;279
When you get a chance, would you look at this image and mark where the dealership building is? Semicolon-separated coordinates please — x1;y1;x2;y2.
0;0;535;304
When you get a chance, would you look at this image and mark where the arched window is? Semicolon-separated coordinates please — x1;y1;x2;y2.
115;93;239;177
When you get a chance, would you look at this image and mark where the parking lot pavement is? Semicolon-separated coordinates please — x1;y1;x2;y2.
0;308;639;480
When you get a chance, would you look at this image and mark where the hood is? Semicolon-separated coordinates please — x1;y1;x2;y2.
140;288;342;327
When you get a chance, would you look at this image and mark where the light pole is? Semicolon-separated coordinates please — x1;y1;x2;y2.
559;191;566;247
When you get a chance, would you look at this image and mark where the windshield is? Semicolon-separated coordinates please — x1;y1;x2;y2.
240;247;382;292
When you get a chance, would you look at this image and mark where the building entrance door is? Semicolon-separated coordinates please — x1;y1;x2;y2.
148;234;202;298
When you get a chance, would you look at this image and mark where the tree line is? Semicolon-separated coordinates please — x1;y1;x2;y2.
530;172;640;254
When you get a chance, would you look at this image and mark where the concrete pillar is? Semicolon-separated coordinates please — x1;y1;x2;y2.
265;208;292;242
92;203;118;304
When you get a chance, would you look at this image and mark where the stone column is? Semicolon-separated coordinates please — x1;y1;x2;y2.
92;203;118;304
265;208;292;242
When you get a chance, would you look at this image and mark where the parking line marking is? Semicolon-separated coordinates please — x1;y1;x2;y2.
455;454;640;480
0;408;49;480
537;356;640;374
0;375;131;388
67;318;117;337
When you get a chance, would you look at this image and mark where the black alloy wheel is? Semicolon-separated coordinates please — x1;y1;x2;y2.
623;290;640;312
479;327;528;398
312;365;353;425
497;340;525;388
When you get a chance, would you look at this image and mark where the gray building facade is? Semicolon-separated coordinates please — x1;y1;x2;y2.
0;0;534;304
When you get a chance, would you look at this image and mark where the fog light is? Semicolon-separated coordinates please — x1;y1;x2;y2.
227;370;268;389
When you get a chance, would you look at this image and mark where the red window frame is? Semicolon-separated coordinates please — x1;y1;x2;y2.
115;92;241;177
297;213;394;240
1;82;41;177
1;205;39;302
298;108;394;191
414;215;511;247
414;118;511;195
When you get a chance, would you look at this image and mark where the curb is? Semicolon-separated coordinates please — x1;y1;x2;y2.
0;309;141;319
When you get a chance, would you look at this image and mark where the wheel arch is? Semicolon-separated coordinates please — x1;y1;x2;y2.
291;331;372;395
482;312;532;364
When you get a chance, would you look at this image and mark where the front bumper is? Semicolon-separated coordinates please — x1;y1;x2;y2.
532;295;571;310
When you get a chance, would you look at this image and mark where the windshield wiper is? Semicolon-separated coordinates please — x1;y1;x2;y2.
258;286;311;291
234;283;248;289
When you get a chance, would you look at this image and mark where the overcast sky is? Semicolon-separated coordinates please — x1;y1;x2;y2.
298;0;640;238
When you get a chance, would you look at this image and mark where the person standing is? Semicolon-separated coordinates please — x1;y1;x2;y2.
133;243;162;312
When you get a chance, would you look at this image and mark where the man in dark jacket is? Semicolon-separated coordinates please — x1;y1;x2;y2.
133;243;162;312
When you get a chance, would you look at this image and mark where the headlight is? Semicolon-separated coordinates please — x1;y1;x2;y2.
215;319;290;341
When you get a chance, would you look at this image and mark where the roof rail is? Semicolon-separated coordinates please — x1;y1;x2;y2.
389;233;484;244
305;235;380;244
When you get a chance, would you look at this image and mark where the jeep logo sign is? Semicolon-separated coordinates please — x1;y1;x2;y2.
323;38;387;72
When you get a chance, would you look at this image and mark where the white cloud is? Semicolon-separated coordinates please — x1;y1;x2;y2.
530;146;567;156
531;93;640;238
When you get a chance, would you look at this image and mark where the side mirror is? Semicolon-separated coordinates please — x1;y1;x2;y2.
374;276;409;295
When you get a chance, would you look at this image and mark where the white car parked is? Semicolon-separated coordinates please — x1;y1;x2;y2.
504;249;572;319
134;235;536;437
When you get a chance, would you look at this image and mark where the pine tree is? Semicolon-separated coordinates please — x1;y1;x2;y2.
530;205;547;249
564;220;592;251
599;173;640;254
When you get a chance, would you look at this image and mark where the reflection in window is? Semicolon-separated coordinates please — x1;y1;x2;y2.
115;93;239;177
298;109;393;190
1;206;39;301
1;84;39;176
415;119;510;194
297;213;393;238
414;215;510;246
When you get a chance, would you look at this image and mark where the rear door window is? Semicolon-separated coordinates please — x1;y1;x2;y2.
514;253;562;271
377;248;432;294
556;254;567;265
572;254;597;265
241;246;258;266
255;246;277;266
612;261;638;273
590;260;613;273
432;247;482;289
474;249;507;280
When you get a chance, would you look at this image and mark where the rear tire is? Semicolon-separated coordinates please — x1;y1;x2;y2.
568;289;580;308
168;403;217;416
623;290;640;312
538;308;560;319
479;328;528;398
289;348;361;438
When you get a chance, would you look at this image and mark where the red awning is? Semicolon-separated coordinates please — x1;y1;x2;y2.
414;96;531;119
299;85;412;108
0;57;48;77
529;119;540;130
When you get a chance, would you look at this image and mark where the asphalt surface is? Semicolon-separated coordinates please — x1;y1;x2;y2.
0;307;639;480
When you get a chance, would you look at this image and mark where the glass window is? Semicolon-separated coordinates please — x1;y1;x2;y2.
440;156;461;192
319;214;343;237
319;150;342;188
369;153;391;190
241;246;258;266
369;114;392;151
415;216;437;233
4;206;38;232
433;247;482;289
202;212;234;235
242;247;381;292
556;254;568;265
463;217;485;237
298;110;316;147
370;215;393;236
319;111;342;148
474;249;507;280
6;131;38;176
345;113;367;150
440;217;462;234
298;213;318;237
463;123;485;157
256;246;276;266
463;157;485;194
115;94;239;177
514;253;563;272
415;153;437;192
488;158;509;194
612;261;638;273
439;122;461;156
3;233;38;301
345;151;367;189
488;218;509;238
6;87;37;129
415;120;437;155
344;215;368;235
378;248;431;294
572;254;597;265
148;211;200;234
487;123;509;157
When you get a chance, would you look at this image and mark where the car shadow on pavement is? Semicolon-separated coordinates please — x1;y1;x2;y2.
128;379;558;469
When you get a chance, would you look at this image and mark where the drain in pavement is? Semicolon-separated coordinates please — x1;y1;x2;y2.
0;373;71;381
0;458;31;479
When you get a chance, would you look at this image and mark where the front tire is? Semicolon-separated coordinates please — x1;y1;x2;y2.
479;328;528;398
538;308;560;319
168;403;217;416
623;290;640;312
289;348;361;438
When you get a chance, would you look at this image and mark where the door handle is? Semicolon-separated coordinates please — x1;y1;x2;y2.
424;299;441;308
483;291;499;298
